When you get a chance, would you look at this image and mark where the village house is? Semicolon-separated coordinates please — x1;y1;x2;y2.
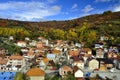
72;56;84;69
25;37;30;41
89;59;99;70
7;54;26;71
23;48;35;59
52;49;62;62
21;48;29;53
96;48;105;58
95;43;104;49
59;65;73;78
16;41;27;47
26;67;45;80
37;41;44;49
0;48;6;57
107;52;118;59
29;40;37;47
67;48;79;62
73;66;84;80
9;36;14;40
0;57;8;71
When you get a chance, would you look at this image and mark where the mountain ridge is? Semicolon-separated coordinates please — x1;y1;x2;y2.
0;11;120;29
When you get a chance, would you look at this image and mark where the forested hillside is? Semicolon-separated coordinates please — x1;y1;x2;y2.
0;11;120;46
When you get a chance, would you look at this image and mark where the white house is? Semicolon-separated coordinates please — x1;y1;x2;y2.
17;41;27;47
89;59;99;70
74;66;84;78
26;68;45;80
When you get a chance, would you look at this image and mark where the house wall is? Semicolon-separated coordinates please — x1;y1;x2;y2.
30;76;44;80
74;70;83;78
89;59;99;70
7;58;26;67
17;43;26;47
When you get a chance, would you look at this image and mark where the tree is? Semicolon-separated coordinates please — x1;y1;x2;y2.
67;28;78;42
14;72;26;80
103;10;112;15
77;22;98;47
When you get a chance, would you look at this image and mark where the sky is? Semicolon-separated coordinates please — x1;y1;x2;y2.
0;0;120;21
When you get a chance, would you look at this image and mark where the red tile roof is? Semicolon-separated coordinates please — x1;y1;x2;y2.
26;67;45;76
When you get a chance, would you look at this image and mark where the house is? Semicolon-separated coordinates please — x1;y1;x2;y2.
95;43;104;49
56;40;63;46
9;36;14;40
25;37;30;41
96;48;105;58
38;37;44;41
73;66;84;80
59;65;73;78
23;48;35;59
108;46;119;53
26;67;45;80
42;39;49;46
68;49;79;61
17;41;27;47
21;48;29;53
52;49;62;60
75;43;81;48
0;57;8;71
37;41;44;49
72;56;84;69
108;52;118;59
0;48;6;57
29;40;37;47
7;54;26;71
80;48;92;57
89;59;99;70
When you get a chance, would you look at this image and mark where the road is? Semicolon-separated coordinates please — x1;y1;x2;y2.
84;70;120;80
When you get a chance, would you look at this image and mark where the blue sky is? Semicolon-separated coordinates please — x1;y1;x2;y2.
0;0;120;21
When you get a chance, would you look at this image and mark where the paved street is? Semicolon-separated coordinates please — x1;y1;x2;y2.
84;70;120;80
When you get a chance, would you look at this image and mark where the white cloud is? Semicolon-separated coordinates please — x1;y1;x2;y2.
95;0;111;2
62;12;69;15
72;4;78;9
0;1;61;21
114;5;120;12
82;5;94;13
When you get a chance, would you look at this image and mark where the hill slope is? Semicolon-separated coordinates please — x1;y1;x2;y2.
0;11;120;30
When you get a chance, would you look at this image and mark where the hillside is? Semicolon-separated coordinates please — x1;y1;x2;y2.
0;11;120;47
0;11;120;30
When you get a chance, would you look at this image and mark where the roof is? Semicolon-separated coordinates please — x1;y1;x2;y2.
0;60;8;65
26;68;45;76
73;66;83;73
61;65;73;71
47;54;56;58
43;58;49;63
17;41;26;44
9;55;23;60
52;49;61;54
69;50;79;56
83;48;92;52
